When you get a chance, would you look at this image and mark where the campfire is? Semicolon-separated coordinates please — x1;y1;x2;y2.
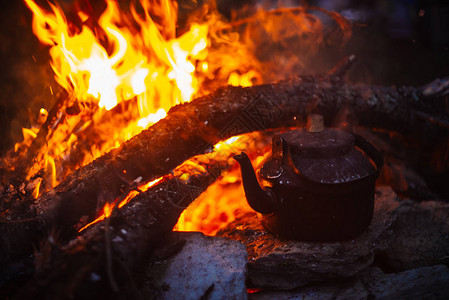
1;0;448;299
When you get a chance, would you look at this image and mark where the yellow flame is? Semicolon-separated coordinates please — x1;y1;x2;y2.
22;0;214;194
137;108;167;129
214;136;240;150
20;128;37;148
227;70;261;87
24;0;209;114
22;0;351;228
30;178;42;199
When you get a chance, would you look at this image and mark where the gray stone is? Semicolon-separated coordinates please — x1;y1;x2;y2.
146;232;248;300
363;265;449;299
250;265;449;300
248;277;369;300
379;199;449;272
218;186;398;290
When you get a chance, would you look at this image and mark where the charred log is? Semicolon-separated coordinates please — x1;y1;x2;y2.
1;73;448;266
14;157;227;300
35;76;449;215
11;92;99;185
34;74;449;220
8;91;67;186
62;99;141;179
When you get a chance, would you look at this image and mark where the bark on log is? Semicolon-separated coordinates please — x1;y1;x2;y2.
1;74;448;265
14;155;228;300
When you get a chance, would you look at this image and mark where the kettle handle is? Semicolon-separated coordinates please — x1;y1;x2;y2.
353;134;384;175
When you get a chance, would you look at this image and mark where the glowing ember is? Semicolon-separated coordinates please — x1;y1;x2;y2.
79;176;163;232
175;134;272;236
174;171;253;236
118;177;164;208
78;201;115;232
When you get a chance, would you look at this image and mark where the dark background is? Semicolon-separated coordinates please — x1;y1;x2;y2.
0;0;448;154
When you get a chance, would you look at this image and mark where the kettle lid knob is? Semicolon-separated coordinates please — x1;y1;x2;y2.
307;114;324;133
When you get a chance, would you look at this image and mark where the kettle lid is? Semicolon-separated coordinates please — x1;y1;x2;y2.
281;128;354;159
276;115;375;184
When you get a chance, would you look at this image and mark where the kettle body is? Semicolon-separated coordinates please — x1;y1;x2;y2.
234;118;383;241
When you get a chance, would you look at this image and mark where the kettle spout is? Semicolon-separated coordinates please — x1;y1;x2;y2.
234;152;275;214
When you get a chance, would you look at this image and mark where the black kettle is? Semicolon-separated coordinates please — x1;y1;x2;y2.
234;115;383;241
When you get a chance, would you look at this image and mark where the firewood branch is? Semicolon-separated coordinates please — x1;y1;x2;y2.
15;154;230;299
1;73;448;267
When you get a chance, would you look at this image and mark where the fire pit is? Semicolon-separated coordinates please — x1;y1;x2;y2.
0;0;448;299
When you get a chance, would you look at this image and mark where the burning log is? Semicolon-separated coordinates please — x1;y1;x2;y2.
31;73;449;205
1;71;448;267
11;90;69;184
0;131;267;274
6;93;98;187
15;157;228;299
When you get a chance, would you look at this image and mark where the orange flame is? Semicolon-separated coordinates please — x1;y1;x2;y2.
175;134;272;235
22;0;214;194
24;0;208;115
78;201;115;232
21;0;351;232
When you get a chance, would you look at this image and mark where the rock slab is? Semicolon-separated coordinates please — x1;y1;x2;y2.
218;186;399;290
146;232;248;300
250;265;449;300
379;199;449;272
